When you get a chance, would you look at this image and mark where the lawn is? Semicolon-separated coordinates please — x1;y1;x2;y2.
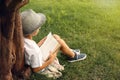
21;0;120;80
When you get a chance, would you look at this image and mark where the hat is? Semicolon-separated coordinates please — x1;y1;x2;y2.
21;9;46;35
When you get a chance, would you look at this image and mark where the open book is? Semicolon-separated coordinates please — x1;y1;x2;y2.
40;32;61;61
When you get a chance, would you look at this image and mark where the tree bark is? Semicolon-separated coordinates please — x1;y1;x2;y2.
0;0;31;80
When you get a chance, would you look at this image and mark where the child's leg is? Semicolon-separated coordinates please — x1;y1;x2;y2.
53;34;75;58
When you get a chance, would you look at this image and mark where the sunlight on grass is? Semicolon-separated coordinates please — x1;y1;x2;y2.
93;0;118;8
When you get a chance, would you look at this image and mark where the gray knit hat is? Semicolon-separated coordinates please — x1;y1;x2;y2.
21;9;46;35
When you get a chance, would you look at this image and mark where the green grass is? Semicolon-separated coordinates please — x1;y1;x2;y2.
21;0;120;80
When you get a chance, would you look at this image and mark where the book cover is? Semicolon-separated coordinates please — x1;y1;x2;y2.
40;32;61;61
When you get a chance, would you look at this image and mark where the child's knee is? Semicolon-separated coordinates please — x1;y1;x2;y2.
53;34;61;40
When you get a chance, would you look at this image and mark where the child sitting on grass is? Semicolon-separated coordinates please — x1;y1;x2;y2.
21;9;87;78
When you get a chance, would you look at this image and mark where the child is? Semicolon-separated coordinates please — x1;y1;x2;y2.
21;9;87;78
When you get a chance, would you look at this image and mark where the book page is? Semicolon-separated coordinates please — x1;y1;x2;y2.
40;32;60;61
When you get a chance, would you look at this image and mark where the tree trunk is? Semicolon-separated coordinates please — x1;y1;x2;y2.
0;0;31;80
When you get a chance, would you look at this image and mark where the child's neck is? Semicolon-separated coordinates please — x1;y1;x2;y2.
26;35;33;40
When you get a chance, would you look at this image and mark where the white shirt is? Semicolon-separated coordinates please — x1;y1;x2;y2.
24;38;44;68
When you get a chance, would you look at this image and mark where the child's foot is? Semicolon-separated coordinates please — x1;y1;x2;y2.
71;49;80;54
68;50;87;62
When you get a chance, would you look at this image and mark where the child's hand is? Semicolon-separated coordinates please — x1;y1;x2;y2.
48;51;57;63
38;37;47;46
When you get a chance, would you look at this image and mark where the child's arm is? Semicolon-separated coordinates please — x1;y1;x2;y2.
32;50;58;72
37;37;47;46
